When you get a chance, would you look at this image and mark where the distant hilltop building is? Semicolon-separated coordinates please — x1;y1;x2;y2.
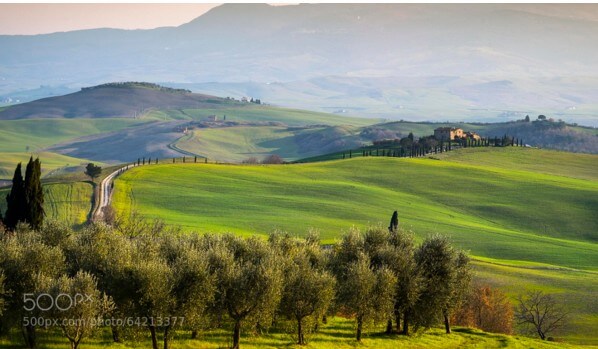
204;115;217;122
434;127;464;141
434;127;480;141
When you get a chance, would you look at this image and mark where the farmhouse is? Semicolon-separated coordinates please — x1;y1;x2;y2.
434;127;464;141
434;127;481;141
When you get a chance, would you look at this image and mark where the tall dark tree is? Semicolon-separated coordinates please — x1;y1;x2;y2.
84;163;102;182
4;163;26;230
24;158;44;230
388;211;399;232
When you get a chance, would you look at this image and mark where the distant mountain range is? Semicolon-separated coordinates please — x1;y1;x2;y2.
1;4;597;125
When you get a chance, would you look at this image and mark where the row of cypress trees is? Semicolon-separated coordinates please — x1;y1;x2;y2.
1;157;44;231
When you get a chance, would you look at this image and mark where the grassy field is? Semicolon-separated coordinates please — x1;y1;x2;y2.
113;149;597;265
0;118;143;178
0;181;93;227
0;151;103;180
158;105;381;126
0;118;147;153
174;125;364;162
0;317;593;349
112;148;598;343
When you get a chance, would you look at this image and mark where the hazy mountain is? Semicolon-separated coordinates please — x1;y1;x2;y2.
1;4;597;125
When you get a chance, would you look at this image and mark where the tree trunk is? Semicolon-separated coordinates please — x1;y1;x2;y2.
232;320;241;349
163;325;170;349
149;325;159;349
395;311;401;333
538;328;546;340
111;326;121;343
191;330;198;339
23;324;36;349
386;319;393;334
297;318;304;345
356;315;363;342
444;313;451;334
401;311;410;335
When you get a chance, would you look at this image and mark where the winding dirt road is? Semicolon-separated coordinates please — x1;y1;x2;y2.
92;164;135;222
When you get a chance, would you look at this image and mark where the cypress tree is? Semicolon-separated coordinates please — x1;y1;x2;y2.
388;211;399;232
24;157;44;230
4;163;26;230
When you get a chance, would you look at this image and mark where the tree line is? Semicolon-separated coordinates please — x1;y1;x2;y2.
0;214;476;349
341;132;524;160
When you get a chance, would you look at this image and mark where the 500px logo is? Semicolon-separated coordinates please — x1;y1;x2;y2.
23;293;93;312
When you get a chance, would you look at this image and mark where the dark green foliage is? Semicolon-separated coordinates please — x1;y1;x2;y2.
388;211;399;232
331;228;397;341
24;158;44;230
277;235;335;345
84;163;102;182
414;235;471;334
3;163;26;230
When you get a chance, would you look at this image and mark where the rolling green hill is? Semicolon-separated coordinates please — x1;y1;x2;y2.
112;148;597;266
0;152;104;180
174;125;363;162
0;181;93;227
110;147;597;343
111;147;598;342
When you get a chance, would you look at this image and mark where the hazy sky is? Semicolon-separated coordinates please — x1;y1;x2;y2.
0;4;220;35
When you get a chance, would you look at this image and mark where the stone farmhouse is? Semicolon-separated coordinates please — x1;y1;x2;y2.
434;127;481;141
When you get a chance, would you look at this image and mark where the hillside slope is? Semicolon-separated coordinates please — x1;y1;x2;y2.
113;148;597;267
0;82;240;120
111;147;597;342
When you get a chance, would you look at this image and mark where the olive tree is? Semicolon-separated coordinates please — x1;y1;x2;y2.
0;224;65;348
126;236;173;349
277;236;335;345
331;229;397;341
388;228;423;335
414;235;470;334
66;223;133;343
159;235;215;348
38;271;113;349
207;234;283;349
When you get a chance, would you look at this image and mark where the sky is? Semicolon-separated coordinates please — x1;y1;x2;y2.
0;3;220;35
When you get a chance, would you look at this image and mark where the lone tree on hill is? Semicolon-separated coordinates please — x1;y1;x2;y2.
85;163;102;182
515;290;568;340
388;211;399;232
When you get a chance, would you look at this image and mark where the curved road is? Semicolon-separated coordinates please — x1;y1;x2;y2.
92;163;135;222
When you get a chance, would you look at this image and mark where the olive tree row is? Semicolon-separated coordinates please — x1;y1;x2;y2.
0;220;475;348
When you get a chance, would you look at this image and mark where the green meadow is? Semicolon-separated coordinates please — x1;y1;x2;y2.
150;105;380;126
0;118;147;153
113;149;597;268
112;148;598;343
0;151;103;179
0;181;93;227
0;118;143;178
